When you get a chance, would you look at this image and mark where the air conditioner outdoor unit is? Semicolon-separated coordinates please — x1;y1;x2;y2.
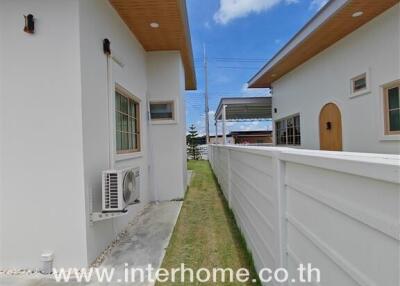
102;167;140;212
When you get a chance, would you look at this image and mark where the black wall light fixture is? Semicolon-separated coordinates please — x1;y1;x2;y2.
24;14;35;34
103;39;111;55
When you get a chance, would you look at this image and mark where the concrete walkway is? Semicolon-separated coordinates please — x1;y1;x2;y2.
0;201;182;286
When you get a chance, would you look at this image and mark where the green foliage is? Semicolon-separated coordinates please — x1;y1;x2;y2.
187;124;201;160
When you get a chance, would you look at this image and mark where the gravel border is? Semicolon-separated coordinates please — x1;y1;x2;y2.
0;203;153;276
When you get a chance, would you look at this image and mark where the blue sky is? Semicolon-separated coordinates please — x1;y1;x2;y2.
185;0;328;135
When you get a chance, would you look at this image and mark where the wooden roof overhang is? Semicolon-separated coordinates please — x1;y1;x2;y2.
248;0;399;88
109;0;196;90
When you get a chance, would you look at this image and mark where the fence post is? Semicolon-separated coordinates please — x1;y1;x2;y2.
212;146;214;168
208;145;212;167
273;150;288;273
227;148;232;208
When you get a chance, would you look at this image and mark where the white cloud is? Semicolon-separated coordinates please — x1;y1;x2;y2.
239;124;253;131
214;0;298;25
309;0;328;10
214;74;231;84
241;83;270;97
241;83;250;92
204;21;211;29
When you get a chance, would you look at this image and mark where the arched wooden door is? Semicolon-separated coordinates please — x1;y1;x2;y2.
319;103;342;151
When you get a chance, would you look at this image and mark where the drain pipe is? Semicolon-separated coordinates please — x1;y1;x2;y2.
106;51;115;170
105;41;118;236
147;99;159;203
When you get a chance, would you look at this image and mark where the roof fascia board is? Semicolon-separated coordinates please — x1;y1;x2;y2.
248;0;348;86
179;0;197;90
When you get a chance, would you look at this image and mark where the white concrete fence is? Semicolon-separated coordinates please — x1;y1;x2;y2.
208;145;400;286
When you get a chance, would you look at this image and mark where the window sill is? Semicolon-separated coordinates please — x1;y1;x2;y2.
151;120;177;125
349;89;371;99
115;152;143;162
379;134;400;141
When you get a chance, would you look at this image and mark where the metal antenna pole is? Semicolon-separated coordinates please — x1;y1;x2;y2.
204;44;210;143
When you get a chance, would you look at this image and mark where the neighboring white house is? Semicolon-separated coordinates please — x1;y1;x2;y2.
0;0;196;269
249;0;400;154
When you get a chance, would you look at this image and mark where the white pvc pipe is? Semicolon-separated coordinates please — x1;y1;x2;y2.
106;55;115;170
147;98;159;203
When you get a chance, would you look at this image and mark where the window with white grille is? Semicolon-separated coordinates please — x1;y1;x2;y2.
276;114;301;145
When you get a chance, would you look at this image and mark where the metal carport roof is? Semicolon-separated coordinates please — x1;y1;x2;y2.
215;97;272;121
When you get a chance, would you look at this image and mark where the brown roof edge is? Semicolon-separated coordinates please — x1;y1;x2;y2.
248;0;399;88
179;0;197;90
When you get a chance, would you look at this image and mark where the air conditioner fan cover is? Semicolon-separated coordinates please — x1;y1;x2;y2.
122;170;135;203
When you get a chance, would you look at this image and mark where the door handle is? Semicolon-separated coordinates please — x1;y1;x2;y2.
326;122;332;130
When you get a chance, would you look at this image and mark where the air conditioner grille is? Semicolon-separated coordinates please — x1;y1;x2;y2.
104;173;119;209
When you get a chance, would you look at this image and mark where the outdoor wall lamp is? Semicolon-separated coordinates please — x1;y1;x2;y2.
103;38;111;55
24;14;35;34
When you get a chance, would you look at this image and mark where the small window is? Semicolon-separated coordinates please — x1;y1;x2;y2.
115;89;140;153
150;101;175;121
353;74;367;92
350;72;369;97
276;114;300;145
384;82;400;135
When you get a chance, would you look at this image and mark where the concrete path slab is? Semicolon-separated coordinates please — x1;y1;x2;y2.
0;201;182;286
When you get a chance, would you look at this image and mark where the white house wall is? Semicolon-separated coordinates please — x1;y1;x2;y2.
0;0;189;269
0;0;87;269
272;4;400;154
147;52;187;202
78;0;152;265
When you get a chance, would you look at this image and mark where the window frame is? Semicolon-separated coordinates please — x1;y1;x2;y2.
383;80;400;136
350;71;370;98
275;114;301;146
149;100;177;124
115;85;141;154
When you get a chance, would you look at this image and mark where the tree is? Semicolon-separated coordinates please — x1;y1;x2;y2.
187;124;201;160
